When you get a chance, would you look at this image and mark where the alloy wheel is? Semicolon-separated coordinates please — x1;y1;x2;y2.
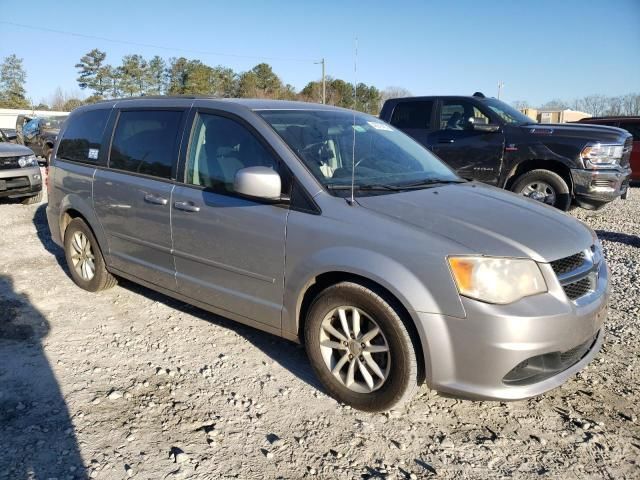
70;231;96;281
521;181;557;205
319;306;391;393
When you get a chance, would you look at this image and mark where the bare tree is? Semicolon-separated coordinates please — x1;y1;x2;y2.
379;86;412;110
579;95;609;116
511;100;529;110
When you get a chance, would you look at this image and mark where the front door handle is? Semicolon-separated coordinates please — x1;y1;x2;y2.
174;201;201;213
144;193;168;205
438;138;455;144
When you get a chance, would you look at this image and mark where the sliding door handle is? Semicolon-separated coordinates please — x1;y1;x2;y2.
174;201;201;212
144;194;168;205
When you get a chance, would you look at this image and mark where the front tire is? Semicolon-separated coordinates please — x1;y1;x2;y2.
64;218;117;292
511;169;571;211
304;282;419;412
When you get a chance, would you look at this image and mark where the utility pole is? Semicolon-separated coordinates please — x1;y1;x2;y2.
497;80;504;100
315;58;326;104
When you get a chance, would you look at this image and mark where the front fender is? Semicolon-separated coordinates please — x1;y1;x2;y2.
282;246;464;338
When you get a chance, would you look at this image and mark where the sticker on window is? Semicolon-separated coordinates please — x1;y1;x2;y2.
88;148;99;160
367;121;394;131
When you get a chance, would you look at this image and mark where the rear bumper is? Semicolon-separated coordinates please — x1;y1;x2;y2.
0;166;42;198
413;260;608;400
571;167;632;209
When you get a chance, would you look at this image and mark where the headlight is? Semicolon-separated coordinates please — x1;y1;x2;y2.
18;155;38;167
580;143;623;168
448;256;547;304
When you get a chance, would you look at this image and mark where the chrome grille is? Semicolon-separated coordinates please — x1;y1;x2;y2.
0;156;20;170
551;246;599;302
563;277;592;300
551;252;586;276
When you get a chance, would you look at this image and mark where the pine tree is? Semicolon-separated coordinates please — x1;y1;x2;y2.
0;54;29;108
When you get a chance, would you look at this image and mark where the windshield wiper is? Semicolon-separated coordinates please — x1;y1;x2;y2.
397;178;466;188
326;183;404;191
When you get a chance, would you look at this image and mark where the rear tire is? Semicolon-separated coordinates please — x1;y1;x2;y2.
21;191;43;205
511;169;571;211
304;282;419;412
64;218;117;292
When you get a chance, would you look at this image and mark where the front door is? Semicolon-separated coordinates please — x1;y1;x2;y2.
171;111;288;329
93;108;185;290
429;99;505;185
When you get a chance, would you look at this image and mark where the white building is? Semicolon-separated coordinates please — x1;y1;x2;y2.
0;108;69;129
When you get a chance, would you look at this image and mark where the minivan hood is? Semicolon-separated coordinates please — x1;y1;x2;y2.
0;143;34;157
356;183;594;263
522;123;630;144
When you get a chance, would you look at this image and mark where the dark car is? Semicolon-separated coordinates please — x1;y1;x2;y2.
19;115;68;164
0;128;18;142
379;93;633;210
574;116;639;184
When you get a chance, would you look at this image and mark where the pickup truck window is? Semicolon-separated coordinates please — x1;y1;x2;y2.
390;101;434;129
440;101;489;130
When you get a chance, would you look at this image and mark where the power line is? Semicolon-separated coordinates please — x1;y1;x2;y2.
0;21;316;63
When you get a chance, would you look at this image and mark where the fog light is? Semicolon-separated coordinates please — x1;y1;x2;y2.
33;174;41;180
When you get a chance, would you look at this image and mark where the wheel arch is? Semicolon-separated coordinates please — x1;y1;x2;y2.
292;269;432;383
505;159;574;194
58;195;109;258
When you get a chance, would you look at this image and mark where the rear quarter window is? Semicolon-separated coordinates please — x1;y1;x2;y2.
390;101;434;129
57;109;111;164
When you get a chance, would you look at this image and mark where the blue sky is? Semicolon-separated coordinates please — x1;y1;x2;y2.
0;0;638;107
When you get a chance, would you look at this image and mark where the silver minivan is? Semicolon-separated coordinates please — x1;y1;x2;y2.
46;98;608;411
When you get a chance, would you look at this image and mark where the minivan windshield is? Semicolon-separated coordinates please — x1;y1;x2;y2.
482;98;536;125
259;109;461;194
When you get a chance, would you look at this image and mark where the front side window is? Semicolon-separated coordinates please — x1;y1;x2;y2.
440;101;490;130
390;101;434;130
186;113;281;194
58;109;110;163
258;109;459;195
109;110;183;179
481;98;535;125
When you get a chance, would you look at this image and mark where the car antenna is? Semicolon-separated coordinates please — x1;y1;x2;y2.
348;36;358;206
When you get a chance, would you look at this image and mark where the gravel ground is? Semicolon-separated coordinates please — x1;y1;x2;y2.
0;185;638;480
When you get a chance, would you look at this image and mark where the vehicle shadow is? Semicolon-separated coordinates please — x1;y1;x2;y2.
0;275;87;479
33;203;69;273
595;229;640;248
118;278;324;392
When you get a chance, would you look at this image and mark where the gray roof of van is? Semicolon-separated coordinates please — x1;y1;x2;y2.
85;96;345;111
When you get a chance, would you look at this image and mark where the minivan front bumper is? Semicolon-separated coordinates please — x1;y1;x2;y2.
571;166;632;209
414;259;608;400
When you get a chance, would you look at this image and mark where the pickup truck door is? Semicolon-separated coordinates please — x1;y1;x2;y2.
428;99;505;185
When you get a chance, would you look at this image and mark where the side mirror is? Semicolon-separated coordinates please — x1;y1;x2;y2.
234;166;284;202
468;117;500;132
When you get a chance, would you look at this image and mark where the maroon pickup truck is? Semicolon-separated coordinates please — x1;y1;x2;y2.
576;116;640;184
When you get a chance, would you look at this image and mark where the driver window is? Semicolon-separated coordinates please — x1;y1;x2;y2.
186;113;281;194
440;101;490;130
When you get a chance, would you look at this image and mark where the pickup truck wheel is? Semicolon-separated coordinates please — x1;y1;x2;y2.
511;169;571;211
304;282;419;412
64;218;117;292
